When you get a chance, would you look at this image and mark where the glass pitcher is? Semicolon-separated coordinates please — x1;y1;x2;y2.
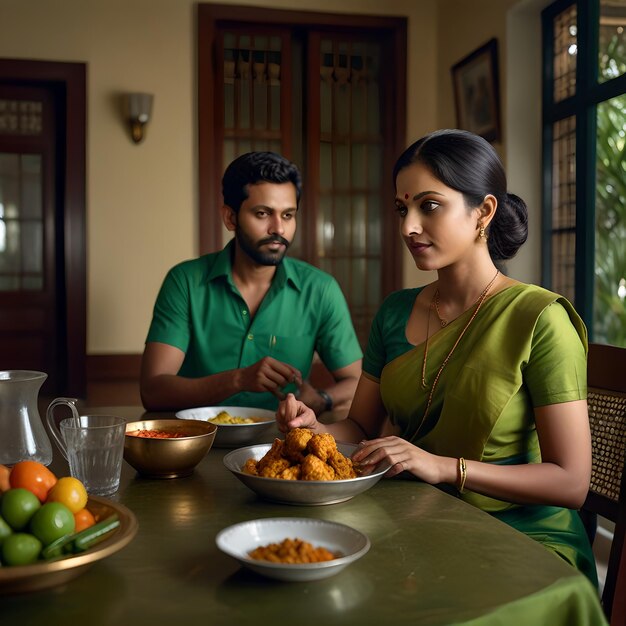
0;370;53;466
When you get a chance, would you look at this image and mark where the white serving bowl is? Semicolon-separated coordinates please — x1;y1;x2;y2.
175;405;276;447
223;442;389;506
215;517;370;582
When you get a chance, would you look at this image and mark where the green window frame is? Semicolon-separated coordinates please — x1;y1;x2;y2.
542;0;626;345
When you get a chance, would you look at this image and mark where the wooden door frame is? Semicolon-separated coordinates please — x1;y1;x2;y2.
0;58;87;397
197;4;407;295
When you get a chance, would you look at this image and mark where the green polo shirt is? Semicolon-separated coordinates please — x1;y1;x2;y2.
146;241;362;409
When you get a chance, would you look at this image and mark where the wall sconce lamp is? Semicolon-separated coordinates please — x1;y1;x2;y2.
125;92;153;143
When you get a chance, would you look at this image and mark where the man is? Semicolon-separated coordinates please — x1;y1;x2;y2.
140;151;362;413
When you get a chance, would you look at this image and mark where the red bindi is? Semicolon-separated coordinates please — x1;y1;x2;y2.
404;193;409;200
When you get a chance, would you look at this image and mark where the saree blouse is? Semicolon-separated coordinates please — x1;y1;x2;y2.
362;284;597;583
363;283;587;508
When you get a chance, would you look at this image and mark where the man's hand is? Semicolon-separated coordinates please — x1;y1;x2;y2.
237;357;302;399
295;381;328;416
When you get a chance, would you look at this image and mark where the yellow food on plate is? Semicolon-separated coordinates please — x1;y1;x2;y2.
242;428;357;481
209;411;256;424
248;537;340;563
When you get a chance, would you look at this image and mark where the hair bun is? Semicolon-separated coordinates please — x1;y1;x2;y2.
487;192;529;261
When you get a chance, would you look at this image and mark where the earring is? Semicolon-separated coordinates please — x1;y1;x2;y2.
478;223;487;240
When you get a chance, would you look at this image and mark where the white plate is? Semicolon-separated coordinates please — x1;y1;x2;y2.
175;406;276;447
215;517;370;581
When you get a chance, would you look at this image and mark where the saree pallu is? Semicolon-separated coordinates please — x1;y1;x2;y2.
370;284;597;585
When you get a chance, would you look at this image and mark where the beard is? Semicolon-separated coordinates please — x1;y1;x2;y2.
235;225;291;266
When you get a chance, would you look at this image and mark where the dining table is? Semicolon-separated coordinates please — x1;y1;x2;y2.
1;405;608;626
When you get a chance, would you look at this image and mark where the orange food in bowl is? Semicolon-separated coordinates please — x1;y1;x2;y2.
126;429;190;439
248;538;340;564
243;429;357;481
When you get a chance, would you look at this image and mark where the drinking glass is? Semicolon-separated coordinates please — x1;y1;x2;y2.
46;398;126;496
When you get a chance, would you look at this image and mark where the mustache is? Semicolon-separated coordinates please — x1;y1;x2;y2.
258;235;290;247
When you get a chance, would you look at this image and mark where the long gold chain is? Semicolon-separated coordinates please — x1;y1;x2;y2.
415;269;500;441
433;291;448;327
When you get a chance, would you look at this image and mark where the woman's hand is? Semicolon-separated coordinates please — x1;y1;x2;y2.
351;436;447;482
275;393;321;433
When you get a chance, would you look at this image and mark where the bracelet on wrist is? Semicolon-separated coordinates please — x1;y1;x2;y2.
316;388;333;412
457;457;467;494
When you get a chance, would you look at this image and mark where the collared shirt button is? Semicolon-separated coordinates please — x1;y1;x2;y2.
247;333;253;340
242;310;247;316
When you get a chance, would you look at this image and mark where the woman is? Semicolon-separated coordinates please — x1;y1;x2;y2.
277;129;597;584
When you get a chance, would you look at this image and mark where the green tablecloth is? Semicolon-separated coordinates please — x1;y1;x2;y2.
1;407;608;625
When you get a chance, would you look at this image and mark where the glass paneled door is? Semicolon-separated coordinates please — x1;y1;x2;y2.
203;11;405;347
308;33;386;344
0;84;60;389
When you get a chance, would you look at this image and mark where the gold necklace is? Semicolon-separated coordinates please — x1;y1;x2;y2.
433;291;448;327
415;269;500;440
433;280;494;328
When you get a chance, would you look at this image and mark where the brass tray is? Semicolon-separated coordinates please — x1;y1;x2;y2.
0;495;138;594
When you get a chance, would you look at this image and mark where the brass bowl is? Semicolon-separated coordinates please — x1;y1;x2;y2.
124;419;217;479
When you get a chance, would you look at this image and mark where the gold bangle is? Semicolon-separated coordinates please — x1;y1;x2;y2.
458;457;467;494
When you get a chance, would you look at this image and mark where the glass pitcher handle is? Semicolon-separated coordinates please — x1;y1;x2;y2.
46;397;80;461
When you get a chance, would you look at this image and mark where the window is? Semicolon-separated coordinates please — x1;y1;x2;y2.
542;0;626;347
198;5;407;346
0;100;45;291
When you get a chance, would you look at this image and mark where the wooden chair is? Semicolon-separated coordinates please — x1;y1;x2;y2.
611;541;626;626
582;342;626;622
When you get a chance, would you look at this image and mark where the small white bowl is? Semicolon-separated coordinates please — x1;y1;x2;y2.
215;517;370;582
175;406;276;447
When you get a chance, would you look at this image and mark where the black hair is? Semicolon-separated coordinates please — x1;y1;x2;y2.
221;151;302;213
392;129;528;261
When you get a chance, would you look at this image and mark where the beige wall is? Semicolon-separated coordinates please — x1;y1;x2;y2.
401;0;532;290
0;0;546;355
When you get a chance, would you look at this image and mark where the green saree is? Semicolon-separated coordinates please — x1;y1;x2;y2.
363;283;598;586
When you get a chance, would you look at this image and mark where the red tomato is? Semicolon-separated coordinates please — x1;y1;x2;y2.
9;461;57;503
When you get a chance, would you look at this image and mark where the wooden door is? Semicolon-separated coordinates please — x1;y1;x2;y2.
198;6;407;347
0;59;86;398
0;84;60;390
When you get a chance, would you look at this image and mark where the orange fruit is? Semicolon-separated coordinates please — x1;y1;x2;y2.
73;508;96;533
0;464;11;493
9;461;57;503
46;477;88;514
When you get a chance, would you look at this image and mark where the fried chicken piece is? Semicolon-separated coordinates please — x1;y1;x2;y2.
279;465;302;480
242;458;259;476
259;457;291;478
284;428;314;463
301;453;335;481
327;449;357;479
307;432;337;463
257;438;285;473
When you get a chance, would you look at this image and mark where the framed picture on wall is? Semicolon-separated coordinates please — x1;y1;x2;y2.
451;38;501;143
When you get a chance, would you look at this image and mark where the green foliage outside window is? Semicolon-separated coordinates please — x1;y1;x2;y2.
594;33;626;347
